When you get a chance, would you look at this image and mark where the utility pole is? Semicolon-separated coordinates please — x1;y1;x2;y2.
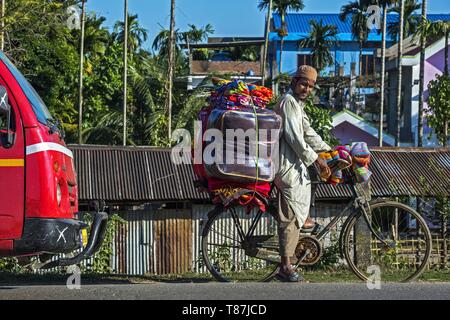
123;0;128;146
395;0;404;147
167;0;176;141
378;3;388;147
261;0;272;87
78;0;86;144
1;0;5;52
418;0;427;147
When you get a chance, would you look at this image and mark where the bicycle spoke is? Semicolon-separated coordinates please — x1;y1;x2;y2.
209;226;240;244
207;242;241;249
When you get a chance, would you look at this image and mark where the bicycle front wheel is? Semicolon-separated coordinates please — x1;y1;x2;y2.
342;200;432;282
201;206;279;282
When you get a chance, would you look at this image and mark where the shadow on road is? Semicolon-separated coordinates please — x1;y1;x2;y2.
0;272;213;286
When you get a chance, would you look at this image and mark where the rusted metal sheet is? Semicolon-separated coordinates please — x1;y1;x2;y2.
70;145;209;204
153;210;192;275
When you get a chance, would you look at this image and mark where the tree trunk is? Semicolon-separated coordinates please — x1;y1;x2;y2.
123;0;128;146
379;5;387;147
440;207;448;269
262;0;272;87
78;0;86;144
358;41;363;115
396;0;405;147
444;116;448;147
418;0;427;147
1;0;5;52
445;29;449;77
167;0;176;141
279;36;284;73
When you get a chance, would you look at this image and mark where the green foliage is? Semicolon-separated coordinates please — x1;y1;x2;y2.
387;0;421;40
0;1;220;147
4;0;80;124
304;96;340;146
192;48;209;60
0;257;24;273
426;74;450;146
209;242;233;273
81;213;126;274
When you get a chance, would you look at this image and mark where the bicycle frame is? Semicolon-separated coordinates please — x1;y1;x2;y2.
221;168;389;264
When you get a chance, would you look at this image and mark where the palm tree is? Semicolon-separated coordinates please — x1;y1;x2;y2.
387;0;421;40
152;26;181;57
181;24;214;45
299;19;338;72
152;23;214;64
113;13;148;54
377;0;397;147
340;0;370;113
258;0;305;73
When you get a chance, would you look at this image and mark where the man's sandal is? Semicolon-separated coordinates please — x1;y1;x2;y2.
300;222;323;235
276;271;306;283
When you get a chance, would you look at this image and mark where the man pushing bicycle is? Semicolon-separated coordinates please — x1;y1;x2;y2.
273;65;332;282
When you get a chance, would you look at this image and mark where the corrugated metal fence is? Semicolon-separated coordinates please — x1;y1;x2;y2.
34;202;448;275
104;204;347;275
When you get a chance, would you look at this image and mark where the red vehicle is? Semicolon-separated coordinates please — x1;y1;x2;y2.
0;51;108;269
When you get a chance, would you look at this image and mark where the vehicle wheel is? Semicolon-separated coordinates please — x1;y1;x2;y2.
201;206;279;282
342;200;432;283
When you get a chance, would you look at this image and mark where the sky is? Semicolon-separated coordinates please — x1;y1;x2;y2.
86;0;450;52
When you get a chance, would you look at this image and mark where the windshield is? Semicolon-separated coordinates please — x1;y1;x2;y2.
0;52;54;125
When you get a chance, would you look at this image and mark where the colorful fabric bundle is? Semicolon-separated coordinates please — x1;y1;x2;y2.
208;79;273;110
211;186;268;213
193;78;276;212
350;142;371;183
318;149;352;185
318;142;372;185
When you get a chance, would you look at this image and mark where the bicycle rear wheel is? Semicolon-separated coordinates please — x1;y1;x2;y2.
201;206;279;282
342;200;432;282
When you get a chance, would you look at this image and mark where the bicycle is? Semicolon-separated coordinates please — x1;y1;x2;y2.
200;166;432;283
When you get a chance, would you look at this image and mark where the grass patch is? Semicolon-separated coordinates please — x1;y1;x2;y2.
0;268;448;285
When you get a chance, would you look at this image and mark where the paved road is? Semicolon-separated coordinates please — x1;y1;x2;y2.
0;282;449;300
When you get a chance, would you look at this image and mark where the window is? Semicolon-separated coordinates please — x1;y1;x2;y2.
0;112;6;131
297;54;312;67
0;107;15;147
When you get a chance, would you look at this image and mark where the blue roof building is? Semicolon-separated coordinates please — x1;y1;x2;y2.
268;13;450;78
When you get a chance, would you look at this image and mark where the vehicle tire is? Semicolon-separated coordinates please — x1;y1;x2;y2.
201;206;279;282
342;200;432;282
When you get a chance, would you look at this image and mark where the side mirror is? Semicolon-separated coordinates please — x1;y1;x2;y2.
0;86;9;115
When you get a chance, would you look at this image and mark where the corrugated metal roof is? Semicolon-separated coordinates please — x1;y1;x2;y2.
69;145;450;203
70;145;209;203
272;13;450;38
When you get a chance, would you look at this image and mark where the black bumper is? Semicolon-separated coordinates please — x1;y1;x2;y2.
14;218;87;255
13;212;108;268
